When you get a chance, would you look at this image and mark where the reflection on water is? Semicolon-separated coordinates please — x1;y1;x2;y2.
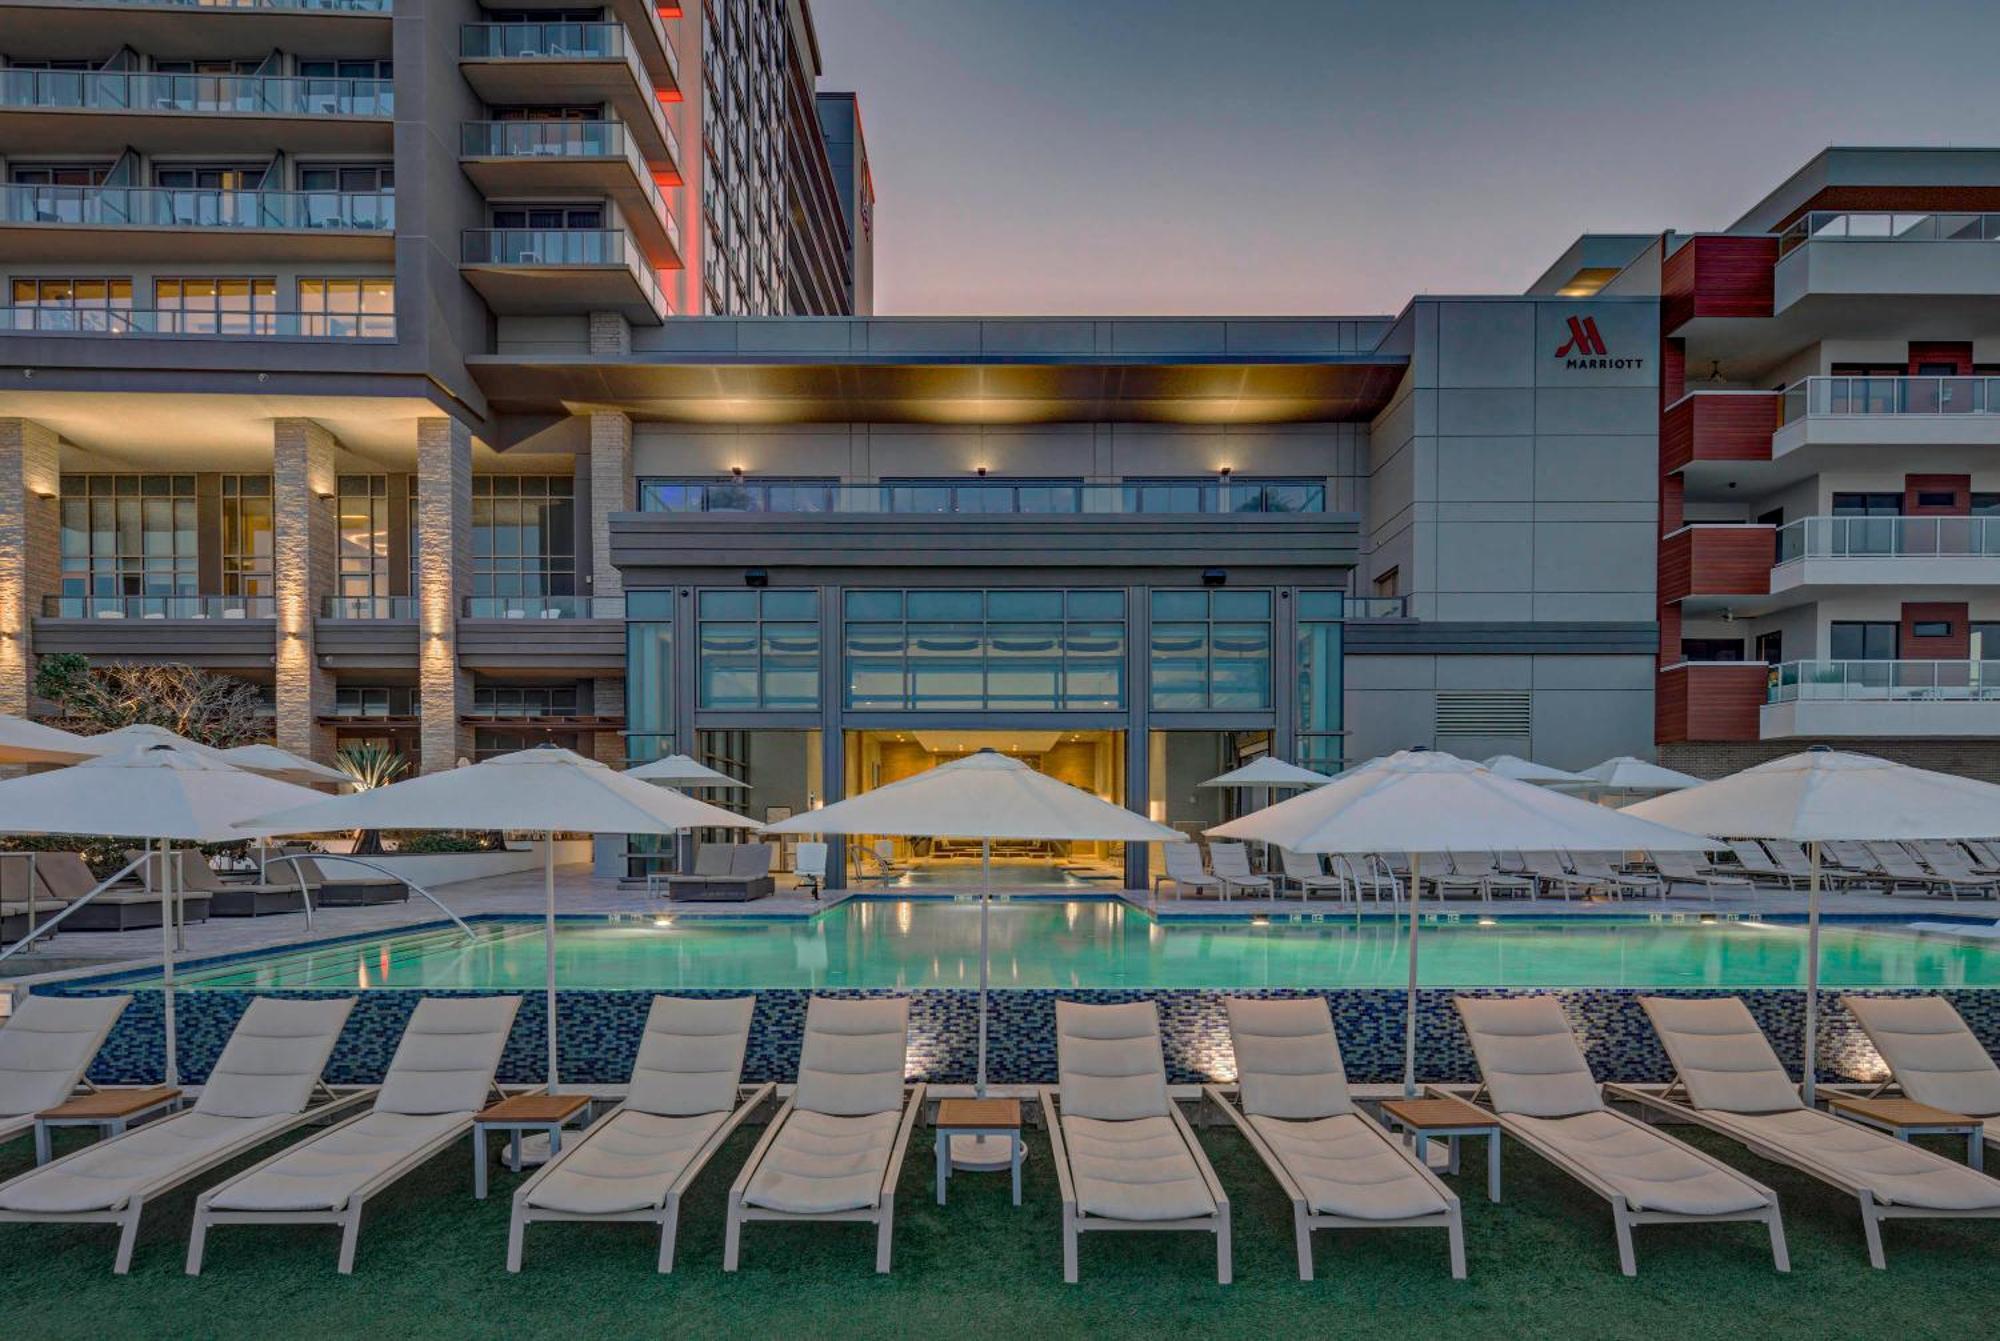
138;901;2000;993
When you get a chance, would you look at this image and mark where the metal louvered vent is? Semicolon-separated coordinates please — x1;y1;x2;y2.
1435;691;1531;736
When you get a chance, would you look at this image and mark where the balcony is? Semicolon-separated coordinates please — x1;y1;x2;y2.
0;69;390;155
34;594;275;667
0;307;393;341
1774;211;2000;312
1771;515;2000;595
0;185;393;262
1660;391;1779;472
459;22;680;168
460;121;681;267
1762;659;2000;738
1658;524;1775;606
460;596;625;619
457;596;626;674
1657;661;1769;743
321;596;416;618
460;228;670;324
633;480;1331;515
1773;376;2000;455
0;2;392;65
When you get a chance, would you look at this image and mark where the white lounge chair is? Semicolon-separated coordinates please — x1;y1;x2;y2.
1041;1000;1231;1284
1209;842;1274;899
0;994;132;1153
1453;995;1787;1276
724;996;925;1274
1277;848;1345;901
1516;850;1596;900
1612;996;2000;1268
793;841;828;898
187;994;522;1275
1727;841;1802;889
1840;994;2000;1149
0;996;360;1273
1206;997;1463;1279
1863;842;1954;897
1153;843;1225;900
1903;842;2000;899
1650;849;1753;897
510;996;773;1272
1568;851;1663;899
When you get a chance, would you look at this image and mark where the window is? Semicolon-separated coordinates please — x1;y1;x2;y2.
1829;621;1898;661
1912;621;1953;639
473;685;579;719
8;277;131;331
1295;590;1342;774
490;205;602;230
297;59;393;79
470;475;575;599
474;727;582;760
879;479;1083;514
1756;631;1784;665
698;588;819;710
58;474;199;601
338;475;393;602
153;164;265;191
638;477;836;513
10;163;111;187
219;475;273;597
332;686;414;719
1681;638;1745;662
1971;494;2000;516
1916;491;1958;509
154;276;276;335
626;590;674;762
1972;623;2000;660
843;589;1124;711
1830;493;1902;516
298;277;393;338
1150;589;1272;711
1124;478;1325;513
1372;568;1400;598
298;163;393;192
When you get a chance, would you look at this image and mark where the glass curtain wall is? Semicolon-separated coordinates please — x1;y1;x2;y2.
219;474;273;597
1295;590;1344;774
1149;589;1272;710
470;475;575;603
843;588;1125;711
58;474;199;607
696;589;820;710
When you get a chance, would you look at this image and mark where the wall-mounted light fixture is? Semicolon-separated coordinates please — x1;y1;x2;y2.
744;567;769;587
1201;567;1228;587
730;465;745;479
1217;465;1233;478
974;465;989;477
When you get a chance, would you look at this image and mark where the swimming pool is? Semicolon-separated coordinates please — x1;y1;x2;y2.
114;900;2000;992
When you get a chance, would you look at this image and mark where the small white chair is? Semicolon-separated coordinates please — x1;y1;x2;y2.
793;841;828;899
1209;842;1274;900
1152;843;1224;900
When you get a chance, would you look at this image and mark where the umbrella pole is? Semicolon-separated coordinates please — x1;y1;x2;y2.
159;839;179;1089
544;831;559;1095
1403;852;1420;1098
977;836;991;1097
1803;839;1821;1107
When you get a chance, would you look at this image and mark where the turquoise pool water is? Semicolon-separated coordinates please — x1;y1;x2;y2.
129;900;2000;992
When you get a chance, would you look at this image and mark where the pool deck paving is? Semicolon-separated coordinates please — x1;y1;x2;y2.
4;863;1995;990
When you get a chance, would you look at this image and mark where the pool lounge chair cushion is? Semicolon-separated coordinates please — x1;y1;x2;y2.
0;994;132;1118
1841;995;2000;1118
1452;996;1605;1118
1247;1113;1447;1220
1637;997;1805;1115
525;1109;733;1216
1504;1109;1771;1216
1061;1113;1216;1221
1224;997;1354;1120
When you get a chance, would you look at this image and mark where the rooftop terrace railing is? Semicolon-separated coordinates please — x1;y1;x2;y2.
62;0;391;10
0;185;394;232
1777;375;2000;425
1775;515;2000;564
1776;210;2000;256
1767;659;2000;704
0;307;393;339
0;69;391;116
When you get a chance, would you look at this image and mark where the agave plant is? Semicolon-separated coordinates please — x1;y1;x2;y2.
335;744;409;855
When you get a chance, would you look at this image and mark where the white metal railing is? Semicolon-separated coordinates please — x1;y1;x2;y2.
1776;210;2000;255
1775;515;2000;564
1779;375;2000;424
0;69;390;116
1767;659;2000;703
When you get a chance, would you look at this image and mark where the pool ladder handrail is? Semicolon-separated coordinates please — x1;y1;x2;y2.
262;853;479;943
0;849;152;966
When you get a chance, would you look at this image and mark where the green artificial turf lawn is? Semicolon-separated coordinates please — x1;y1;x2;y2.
1;1118;1996;1341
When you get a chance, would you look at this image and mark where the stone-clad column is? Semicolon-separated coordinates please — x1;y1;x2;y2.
0;419;60;718
417;416;473;773
588;411;633;601
273;419;338;763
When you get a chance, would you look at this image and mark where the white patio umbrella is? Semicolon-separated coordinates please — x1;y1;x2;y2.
1199;757;1331;789
1482;754;1592;787
1626;748;2000;1104
1575;755;1704;800
0;741;331;1086
764;748;1184;1124
1208;749;1713;1094
0;714;95;766
245;747;756;1091
218;742;350;786
623;754;749;788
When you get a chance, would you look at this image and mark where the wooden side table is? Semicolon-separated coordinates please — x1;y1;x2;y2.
934;1097;1023;1206
1381;1095;1502;1202
1826;1095;1984;1169
34;1086;182;1165
472;1092;596;1200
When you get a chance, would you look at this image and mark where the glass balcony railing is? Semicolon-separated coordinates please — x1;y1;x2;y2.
634;479;1332;515
461;596;626;619
1342;595;1409;619
0;70;391;117
461;18;676;84
461;227;669;318
0;185;394;232
70;0;390;10
1778;375;2000;425
1768;659;2000;704
1776;210;2000;256
0;307;393;339
321;596;416;618
1775;515;2000;564
461;120;680;251
43;594;274;619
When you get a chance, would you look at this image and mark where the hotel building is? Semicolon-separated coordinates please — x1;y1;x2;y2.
0;17;1988;887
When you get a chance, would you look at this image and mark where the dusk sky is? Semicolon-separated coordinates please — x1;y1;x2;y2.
813;0;2000;316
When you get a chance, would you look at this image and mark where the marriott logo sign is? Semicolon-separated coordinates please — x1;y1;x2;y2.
1554;315;1644;370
